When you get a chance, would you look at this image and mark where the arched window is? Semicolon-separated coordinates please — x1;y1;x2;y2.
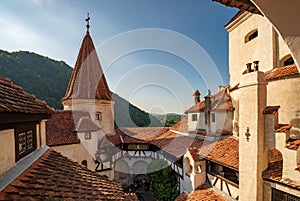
280;54;295;66
245;29;258;43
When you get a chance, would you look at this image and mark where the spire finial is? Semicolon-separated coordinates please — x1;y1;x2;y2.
85;13;90;32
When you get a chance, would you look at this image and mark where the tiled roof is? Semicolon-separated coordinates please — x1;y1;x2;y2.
268;147;283;164
263;106;280;114
0;76;53;114
265;64;299;81
188;148;202;162
275;124;292;133
185;88;233;113
286;138;300;150
198;137;239;170
263;166;300;190
46;110;99;146
213;0;261;14
106;127;146;147
120;127;170;140
62;32;112;101
175;184;228;201
0;149;127;200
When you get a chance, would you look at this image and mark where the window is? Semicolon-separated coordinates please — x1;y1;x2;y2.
15;124;36;161
192;114;197;121
245;29;258;43
211;113;216;123
95;112;102;121
280;54;295;66
272;188;300;201
81;160;87;167
84;132;91;140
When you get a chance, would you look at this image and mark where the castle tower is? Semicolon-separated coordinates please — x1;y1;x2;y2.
238;66;268;201
61;15;114;135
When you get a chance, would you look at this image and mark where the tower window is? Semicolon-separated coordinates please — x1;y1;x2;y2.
245;29;258;43
85;132;91;140
192;114;197;121
280;54;295;66
95;112;102;121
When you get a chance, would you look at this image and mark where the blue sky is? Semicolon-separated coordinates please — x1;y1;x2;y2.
0;0;237;114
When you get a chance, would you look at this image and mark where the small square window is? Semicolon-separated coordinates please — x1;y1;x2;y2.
211;113;216;123
85;132;91;140
192;114;197;121
95;112;102;121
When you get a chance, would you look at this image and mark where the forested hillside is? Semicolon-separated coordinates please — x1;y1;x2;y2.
0;50;161;127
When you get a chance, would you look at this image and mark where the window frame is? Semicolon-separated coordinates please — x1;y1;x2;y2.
245;29;258;43
192;114;198;121
15;123;37;162
211;113;216;123
84;131;91;140
95;112;102;121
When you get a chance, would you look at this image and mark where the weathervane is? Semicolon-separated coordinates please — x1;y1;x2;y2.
85;13;90;32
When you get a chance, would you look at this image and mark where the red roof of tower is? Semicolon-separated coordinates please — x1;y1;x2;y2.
62;31;112;101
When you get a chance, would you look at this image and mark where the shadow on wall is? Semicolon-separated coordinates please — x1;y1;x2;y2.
290;110;300;139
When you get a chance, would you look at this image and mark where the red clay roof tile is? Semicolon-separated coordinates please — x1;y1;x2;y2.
286;138;300;150
263;106;280;114
0;76;53;115
265;64;299;81
185;88;233;113
175;184;228;201
198;137;239;170
213;0;261;14
0;149;127;200
62;32;112;101
275;124;292;133
46;110;99;146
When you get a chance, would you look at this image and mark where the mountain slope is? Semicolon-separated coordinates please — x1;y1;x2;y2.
0;50;161;127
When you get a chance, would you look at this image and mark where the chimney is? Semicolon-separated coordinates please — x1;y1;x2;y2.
253;61;259;71
204;89;212;130
193;90;201;105
246;63;252;73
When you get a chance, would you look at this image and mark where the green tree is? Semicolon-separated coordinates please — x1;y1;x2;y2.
147;159;179;201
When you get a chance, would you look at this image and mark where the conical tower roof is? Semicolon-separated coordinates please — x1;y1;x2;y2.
62;31;112;101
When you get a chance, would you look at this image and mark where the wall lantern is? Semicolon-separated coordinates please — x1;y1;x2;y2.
245;127;250;142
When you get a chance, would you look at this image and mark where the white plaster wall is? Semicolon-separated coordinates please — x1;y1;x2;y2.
52;143;96;171
188;113;199;131
77;130;103;159
267;77;300;139
63;99;115;135
275;132;300;184
0;129;15;176
227;13;274;87
214;111;233;133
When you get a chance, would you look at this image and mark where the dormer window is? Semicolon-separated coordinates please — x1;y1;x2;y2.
95;112;102;121
15;123;36;162
245;29;258;43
